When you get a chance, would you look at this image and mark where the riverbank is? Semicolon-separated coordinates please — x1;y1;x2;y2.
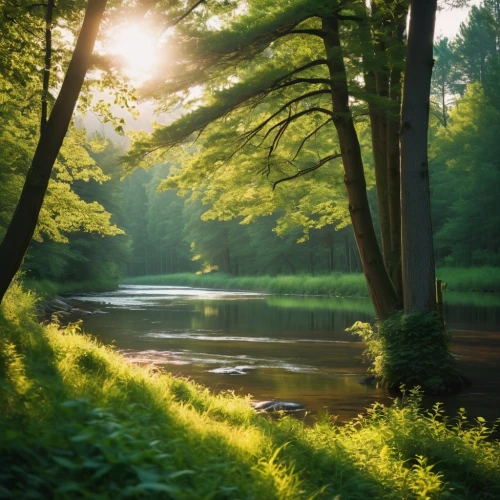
1;282;499;498
123;267;500;296
23;278;118;298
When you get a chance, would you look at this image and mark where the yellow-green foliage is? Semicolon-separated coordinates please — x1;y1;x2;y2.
1;283;499;498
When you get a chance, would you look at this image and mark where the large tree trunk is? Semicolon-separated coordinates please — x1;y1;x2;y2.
362;1;407;302
0;0;108;304
322;15;399;320
400;0;438;313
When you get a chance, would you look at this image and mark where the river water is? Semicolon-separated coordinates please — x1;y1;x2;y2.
73;285;500;423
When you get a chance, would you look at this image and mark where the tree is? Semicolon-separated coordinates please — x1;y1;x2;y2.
455;4;497;88
128;0;409;319
431;82;500;266
400;0;438;314
0;0;108;303
431;38;458;127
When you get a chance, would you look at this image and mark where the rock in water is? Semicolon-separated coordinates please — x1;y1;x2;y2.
52;299;72;311
69;308;93;316
253;401;305;412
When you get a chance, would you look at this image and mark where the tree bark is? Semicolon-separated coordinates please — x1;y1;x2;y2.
363;1;407;303
386;2;407;301
322;15;399;320
0;0;108;304
400;0;438;313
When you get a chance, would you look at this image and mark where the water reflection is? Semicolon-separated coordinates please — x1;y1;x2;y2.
76;285;500;422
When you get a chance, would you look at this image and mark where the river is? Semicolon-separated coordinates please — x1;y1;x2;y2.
72;285;500;423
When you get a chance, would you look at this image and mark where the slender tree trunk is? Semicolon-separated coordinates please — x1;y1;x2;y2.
328;229;335;271
386;67;403;298
366;71;392;266
441;81;447;127
400;0;438;314
0;0;108;304
323;15;399;320
41;0;54;132
344;234;351;273
386;2;407;301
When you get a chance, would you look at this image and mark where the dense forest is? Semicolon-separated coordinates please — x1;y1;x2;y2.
1;1;496;286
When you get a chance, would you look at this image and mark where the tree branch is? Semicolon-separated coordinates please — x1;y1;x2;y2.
291;118;332;160
287;28;326;38
272;154;342;189
241;89;330;142
273;78;332;91
170;0;206;27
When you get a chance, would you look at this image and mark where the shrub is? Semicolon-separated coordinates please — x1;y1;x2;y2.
349;312;463;393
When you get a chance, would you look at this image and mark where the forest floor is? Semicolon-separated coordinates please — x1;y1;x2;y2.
122;267;500;296
1;281;499;498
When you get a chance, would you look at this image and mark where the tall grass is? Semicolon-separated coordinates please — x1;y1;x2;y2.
123;267;500;296
123;273;369;297
437;267;500;292
1;281;499;498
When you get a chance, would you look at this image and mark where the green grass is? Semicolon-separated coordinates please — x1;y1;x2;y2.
123;273;369;297
23;278;118;298
1;281;500;498
437;267;500;292
265;296;375;314
122;267;500;297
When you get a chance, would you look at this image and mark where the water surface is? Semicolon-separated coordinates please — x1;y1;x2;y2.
75;285;500;422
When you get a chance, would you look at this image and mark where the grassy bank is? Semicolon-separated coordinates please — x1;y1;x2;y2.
23;278;118;298
123;273;369;296
122;267;500;296
1;283;500;498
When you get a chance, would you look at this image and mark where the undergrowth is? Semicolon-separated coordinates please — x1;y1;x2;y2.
349;312;464;394
1;281;499;498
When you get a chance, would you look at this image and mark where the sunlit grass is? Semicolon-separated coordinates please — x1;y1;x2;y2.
123;267;500;297
1;281;500;498
123;272;369;297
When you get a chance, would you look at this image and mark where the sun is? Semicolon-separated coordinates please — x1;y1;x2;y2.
105;23;160;83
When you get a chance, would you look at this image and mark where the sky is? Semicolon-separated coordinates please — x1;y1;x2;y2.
435;0;481;39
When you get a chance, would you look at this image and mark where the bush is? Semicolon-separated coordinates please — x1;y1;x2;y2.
349;312;463;393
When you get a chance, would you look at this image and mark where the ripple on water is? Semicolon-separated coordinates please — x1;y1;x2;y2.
121;348;319;373
144;331;352;344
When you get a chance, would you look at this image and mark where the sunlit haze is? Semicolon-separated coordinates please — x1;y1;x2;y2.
105;23;161;83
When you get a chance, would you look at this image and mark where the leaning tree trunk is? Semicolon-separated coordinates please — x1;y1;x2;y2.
400;0;438;313
322;14;399;320
0;0;108;304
